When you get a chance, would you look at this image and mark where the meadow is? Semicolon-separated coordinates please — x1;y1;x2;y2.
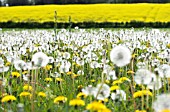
0;28;170;112
0;4;170;23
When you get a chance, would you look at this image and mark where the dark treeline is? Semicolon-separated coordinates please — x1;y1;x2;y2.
0;0;170;6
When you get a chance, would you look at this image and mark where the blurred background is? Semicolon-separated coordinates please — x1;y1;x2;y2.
0;0;170;6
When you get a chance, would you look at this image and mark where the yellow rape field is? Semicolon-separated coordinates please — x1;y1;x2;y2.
0;4;170;23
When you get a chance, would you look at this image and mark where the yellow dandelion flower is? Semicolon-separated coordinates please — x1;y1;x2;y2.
138;84;146;90
119;68;124;72
22;71;28;75
112;80;122;85
26;48;30;53
78;85;83;91
135;110;147;112
38;92;46;97
90;79;96;83
72;74;79;79
44;78;53;82
99;98;109;103
105;80;110;84
20;92;32;97
67;71;73;75
166;44;170;49
161;109;170;112
34;43;41;47
99;108;112;112
75;63;81;67
44;65;52;70
1;95;16;103
86;101;107;111
69;98;85;106
119;77;130;82
132;54;138;58
5;62;11;66
12;72;20;78
127;70;135;74
23;85;32;91
110;85;120;91
54;96;67;104
56;78;63;82
133;90;153;98
77;92;87;99
78;85;83;89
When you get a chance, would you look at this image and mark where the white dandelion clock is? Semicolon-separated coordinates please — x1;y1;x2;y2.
50;72;61;78
48;56;54;63
153;94;170;112
111;90;126;101
0;57;4;66
0;66;9;73
147;77;162;90
165;68;170;78
31;52;49;67
82;85;96;96
134;69;155;85
77;70;84;75
110;46;131;67
90;61;100;68
62;52;70;59
14;60;27;70
93;83;110;100
106;70;117;80
59;60;71;73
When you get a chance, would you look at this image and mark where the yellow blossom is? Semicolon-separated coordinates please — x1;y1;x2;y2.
67;71;73;75
105;80;110;84
1;95;16;103
132;54;138;58
54;96;67;104
22;71;28;75
99;98;109;103
86;101;109;111
20;92;32;97
135;110;147;112
133;90;153;98
12;72;20;78
72;74;79;79
78;85;83;89
44;65;52;70
69;98;85;106
161;109;170;112
112;80;122;85
56;78;63;82
110;85;120;91
119;77;130;82
119;68;124;72
23;85;32;91
127;70;135;74
38;92;46;97
167;44;170;49
5;62;11;66
77;92;87;99
90;79;96;83
26;48;30;53
44;78;53;82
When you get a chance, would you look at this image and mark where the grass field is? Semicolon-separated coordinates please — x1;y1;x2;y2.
0;28;170;112
0;4;170;24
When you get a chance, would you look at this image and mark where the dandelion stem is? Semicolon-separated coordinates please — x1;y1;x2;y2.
130;58;136;110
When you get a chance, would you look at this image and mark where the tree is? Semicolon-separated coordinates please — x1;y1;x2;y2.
7;0;29;6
